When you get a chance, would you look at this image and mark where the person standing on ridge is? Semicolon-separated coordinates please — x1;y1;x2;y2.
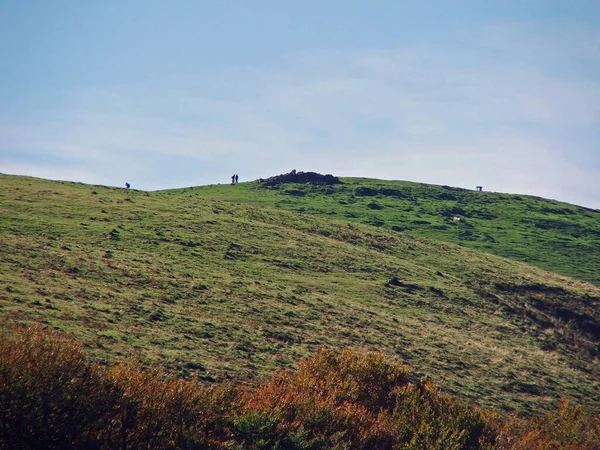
235;174;239;184
231;174;235;185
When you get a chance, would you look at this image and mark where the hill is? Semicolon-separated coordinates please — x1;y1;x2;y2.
1;173;599;416
181;172;600;285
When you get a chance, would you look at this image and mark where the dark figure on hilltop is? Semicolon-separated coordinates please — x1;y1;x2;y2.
125;182;130;189
235;174;239;184
231;174;235;185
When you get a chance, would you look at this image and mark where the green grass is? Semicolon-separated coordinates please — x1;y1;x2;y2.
1;173;600;416
180;177;600;285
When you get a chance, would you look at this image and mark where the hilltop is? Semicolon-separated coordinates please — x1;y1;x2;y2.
1;173;599;416
182;171;600;285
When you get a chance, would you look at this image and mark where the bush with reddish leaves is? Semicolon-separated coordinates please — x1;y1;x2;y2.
1;326;598;449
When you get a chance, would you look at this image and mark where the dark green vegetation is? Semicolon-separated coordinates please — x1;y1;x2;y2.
3;326;599;449
1;173;600;418
186;175;600;285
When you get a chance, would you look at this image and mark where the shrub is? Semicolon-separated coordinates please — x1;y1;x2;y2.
103;363;236;449
502;399;600;450
0;325;113;449
1;327;599;449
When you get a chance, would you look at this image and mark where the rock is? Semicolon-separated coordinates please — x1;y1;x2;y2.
387;277;403;286
260;170;342;187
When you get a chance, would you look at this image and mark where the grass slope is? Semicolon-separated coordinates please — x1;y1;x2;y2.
1;173;599;415
183;177;600;285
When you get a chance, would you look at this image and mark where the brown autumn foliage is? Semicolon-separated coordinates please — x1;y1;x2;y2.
0;324;598;449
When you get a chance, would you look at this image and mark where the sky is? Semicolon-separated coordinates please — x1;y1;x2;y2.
1;1;599;208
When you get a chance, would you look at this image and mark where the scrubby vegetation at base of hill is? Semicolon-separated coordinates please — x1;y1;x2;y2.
2;326;599;450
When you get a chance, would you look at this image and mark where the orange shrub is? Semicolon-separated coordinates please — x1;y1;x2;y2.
0;325;114;448
502;399;600;450
237;348;498;449
102;363;236;449
1;327;598;449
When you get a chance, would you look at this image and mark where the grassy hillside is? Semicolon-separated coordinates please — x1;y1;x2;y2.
183;175;600;285
1;173;600;416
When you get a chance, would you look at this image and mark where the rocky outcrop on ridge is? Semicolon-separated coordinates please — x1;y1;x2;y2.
259;170;342;187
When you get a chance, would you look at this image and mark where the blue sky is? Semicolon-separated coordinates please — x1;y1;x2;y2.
1;1;599;208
